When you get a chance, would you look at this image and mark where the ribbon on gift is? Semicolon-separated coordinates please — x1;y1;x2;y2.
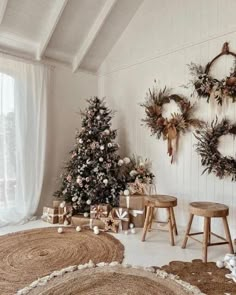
124;196;130;208
90;205;108;219
41;208;57;222
115;208;129;231
129;209;144;217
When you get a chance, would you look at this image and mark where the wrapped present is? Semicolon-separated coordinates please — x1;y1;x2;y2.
58;206;72;224
71;215;105;229
52;200;61;208
101;213;120;233
41;207;58;224
90;204;111;219
128;179;156;195
111;207;129;231
120;194;145;228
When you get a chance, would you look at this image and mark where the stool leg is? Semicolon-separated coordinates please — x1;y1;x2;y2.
170;207;178;236
203;217;210;263
167;207;174;246
148;207;154;232
142;206;151;242
222;216;234;254
182;214;194;249
208;218;211;244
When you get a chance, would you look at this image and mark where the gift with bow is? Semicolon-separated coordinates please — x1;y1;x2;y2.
58;205;72;224
90;204;111;219
111;207;130;231
41;207;58;224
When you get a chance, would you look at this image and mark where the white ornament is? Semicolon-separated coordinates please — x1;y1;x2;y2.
118;159;124;166
129;223;134;229
84;212;89;218
100;110;104;114
60;201;66;208
124;189;130;196
100;145;105;150
139;162;145;167
86;199;92;205
216;260;224;268
72;196;78;202
103;179;108;185
107;143;112;148
93;226;99;231
94;228;100;235
123;157;131;164
131;228;136;234
64;220;69;226
57;227;63;234
96;115;101;120
76;226;81;232
79;139;83;144
130;170;138;177
99;157;103;162
104;129;110;135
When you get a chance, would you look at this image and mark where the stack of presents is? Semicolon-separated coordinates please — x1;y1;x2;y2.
42;182;152;232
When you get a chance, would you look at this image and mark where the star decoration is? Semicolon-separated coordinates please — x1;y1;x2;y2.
101;213;120;233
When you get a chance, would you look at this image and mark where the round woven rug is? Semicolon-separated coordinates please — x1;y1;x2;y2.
0;227;124;295
17;264;203;295
161;259;236;295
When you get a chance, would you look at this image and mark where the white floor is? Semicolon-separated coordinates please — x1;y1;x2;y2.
0;220;231;267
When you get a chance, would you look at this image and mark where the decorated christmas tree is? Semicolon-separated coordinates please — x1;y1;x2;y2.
54;97;126;213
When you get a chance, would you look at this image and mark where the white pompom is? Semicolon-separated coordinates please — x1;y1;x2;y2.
76;226;81;232
124;189;130;196
129;223;134;229
216;260;224;268
94;228;100;235
57;227;63;234
131;228;136;234
84;212;89;218
93;226;98;231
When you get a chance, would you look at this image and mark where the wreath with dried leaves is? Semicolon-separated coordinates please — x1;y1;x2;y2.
195;118;236;181
189;42;236;105
141;83;204;163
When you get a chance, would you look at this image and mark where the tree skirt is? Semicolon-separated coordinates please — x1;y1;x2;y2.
0;227;124;295
161;259;236;295
17;263;203;295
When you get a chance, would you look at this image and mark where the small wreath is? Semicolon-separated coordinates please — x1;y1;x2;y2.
189;42;236;105
195;118;236;181
141;83;204;163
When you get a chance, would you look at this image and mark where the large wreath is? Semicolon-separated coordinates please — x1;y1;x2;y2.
195;118;236;181
189;42;236;105
141;83;204;163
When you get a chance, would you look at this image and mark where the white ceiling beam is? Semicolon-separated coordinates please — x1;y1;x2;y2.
0;0;8;24
36;0;68;60
72;0;117;73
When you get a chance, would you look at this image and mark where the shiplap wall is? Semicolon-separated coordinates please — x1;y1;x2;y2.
98;0;236;237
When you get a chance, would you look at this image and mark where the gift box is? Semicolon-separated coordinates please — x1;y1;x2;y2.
71;215;105;229
58;206;72;224
52;200;61;208
101;214;121;233
119;195;145;228
90;204;111;219
41;207;58;224
111;207;129;231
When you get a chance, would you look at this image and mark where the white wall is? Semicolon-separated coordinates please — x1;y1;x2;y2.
38;66;98;214
98;0;236;237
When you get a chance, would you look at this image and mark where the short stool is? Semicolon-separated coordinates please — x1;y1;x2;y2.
141;195;178;246
182;202;234;263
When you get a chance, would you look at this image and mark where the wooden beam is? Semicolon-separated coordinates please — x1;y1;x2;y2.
72;0;117;73
36;0;68;60
0;0;8;24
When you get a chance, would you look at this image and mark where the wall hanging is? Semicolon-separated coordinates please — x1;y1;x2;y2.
189;42;236;105
195;118;236;181
141;82;204;163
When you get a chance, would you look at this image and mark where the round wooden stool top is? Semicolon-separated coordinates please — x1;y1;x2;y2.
189;202;229;218
144;195;177;208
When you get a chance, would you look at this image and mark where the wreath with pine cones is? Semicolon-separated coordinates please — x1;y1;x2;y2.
189;42;236;105
195;118;236;181
141;83;204;163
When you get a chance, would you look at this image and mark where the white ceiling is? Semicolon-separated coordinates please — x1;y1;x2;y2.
0;0;143;73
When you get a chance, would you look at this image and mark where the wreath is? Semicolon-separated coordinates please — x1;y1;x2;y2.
189;42;236;105
141;83;204;163
195;118;236;181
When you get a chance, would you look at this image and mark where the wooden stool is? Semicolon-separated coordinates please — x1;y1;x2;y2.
182;202;234;263
141;195;178;246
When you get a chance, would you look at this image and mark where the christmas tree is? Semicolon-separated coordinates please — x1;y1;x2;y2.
54;97;127;213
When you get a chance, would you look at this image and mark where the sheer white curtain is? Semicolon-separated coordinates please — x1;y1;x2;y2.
0;55;51;226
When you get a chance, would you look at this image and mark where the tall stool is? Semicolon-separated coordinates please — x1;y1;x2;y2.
141;195;178;246
182;202;234;263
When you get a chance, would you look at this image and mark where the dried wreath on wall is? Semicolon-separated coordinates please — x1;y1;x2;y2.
195;118;236;181
189;42;236;105
141;83;204;163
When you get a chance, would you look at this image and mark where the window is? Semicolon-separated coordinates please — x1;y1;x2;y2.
0;73;16;208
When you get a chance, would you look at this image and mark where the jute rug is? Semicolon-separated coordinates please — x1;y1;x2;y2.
17;263;203;295
161;259;236;295
0;227;124;295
